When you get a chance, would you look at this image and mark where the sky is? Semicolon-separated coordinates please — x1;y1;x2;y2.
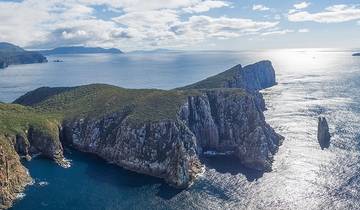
0;0;359;51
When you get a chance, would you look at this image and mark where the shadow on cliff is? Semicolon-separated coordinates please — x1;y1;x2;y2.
200;155;264;182
67;148;184;200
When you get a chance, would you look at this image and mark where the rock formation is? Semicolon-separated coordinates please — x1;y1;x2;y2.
180;60;277;91
0;60;282;208
0;42;47;69
0;135;32;210
317;117;331;149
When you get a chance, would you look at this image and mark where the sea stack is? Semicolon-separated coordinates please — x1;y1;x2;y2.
317;117;331;149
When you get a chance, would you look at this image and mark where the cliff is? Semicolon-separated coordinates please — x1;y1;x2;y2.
0;135;31;210
0;60;282;208
39;46;123;55
0;42;47;69
179;60;277;91
0;103;67;209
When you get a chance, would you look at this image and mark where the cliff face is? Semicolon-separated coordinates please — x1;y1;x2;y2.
58;88;282;187
0;135;31;210
1;60;282;207
62;116;201;188
179;60;276;92
0;103;67;209
12;125;66;166
181;90;281;171
224;61;277;91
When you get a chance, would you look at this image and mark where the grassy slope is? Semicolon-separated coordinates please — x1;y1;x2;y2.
0;103;60;136
14;84;202;123
4;63;246;133
178;64;240;90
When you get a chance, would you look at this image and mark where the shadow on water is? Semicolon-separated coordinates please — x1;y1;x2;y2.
67;148;184;200
200;155;264;182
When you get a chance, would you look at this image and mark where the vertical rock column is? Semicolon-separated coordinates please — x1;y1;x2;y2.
317;117;331;149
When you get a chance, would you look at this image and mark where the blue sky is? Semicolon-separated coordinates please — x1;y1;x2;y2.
0;0;359;51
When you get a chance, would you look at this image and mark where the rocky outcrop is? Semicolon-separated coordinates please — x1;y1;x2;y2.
179;60;277;92
318;117;331;149
0;135;31;210
181;90;282;171
225;60;277;91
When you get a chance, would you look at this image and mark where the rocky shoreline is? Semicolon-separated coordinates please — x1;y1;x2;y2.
0;60;283;208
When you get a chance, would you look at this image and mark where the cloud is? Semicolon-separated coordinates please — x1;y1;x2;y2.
0;0;279;50
293;2;311;10
298;28;309;33
183;1;230;13
252;4;270;11
288;4;360;23
261;29;294;36
113;13;279;48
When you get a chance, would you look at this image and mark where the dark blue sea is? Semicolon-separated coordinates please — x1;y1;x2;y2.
1;49;360;209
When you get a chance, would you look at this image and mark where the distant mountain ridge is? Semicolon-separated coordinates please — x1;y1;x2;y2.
353;53;360;56
129;48;183;54
39;46;123;55
0;42;47;69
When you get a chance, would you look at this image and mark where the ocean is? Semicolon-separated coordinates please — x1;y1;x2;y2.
2;49;360;209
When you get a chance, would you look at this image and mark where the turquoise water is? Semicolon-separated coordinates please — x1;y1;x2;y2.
2;50;360;209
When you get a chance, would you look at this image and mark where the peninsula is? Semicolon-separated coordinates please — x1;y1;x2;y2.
0;61;283;209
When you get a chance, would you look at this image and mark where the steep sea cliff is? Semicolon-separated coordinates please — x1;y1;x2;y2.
0;60;282;209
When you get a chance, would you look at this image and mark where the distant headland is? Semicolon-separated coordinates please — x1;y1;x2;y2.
39;46;123;55
0;42;47;69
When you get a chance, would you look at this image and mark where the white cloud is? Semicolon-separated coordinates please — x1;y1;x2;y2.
112;13;279;48
298;28;309;33
0;0;279;50
252;4;270;11
183;1;230;13
288;4;360;23
261;29;294;36
293;2;311;10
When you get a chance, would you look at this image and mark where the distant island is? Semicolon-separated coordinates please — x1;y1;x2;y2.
39;46;123;55
353;53;360;56
129;48;182;54
0;42;47;69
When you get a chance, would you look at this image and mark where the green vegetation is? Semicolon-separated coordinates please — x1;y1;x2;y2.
3;72;247;134
14;84;202;123
177;64;240;90
0;103;60;136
